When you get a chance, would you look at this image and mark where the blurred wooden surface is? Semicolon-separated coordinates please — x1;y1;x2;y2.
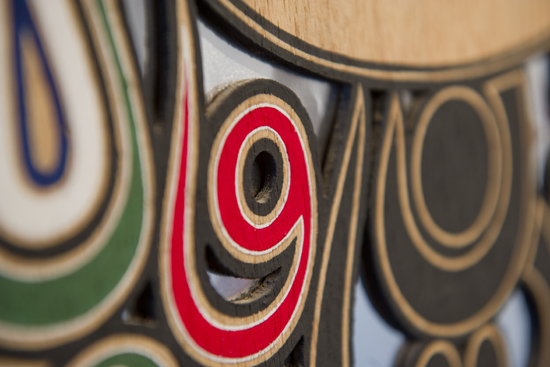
239;0;550;67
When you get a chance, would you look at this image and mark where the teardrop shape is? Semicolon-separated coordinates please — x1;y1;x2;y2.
14;0;68;186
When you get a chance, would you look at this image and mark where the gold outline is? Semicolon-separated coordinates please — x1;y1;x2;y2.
214;0;550;83
204;93;312;329
235;127;290;227
391;84;513;271
522;198;545;276
65;334;178;367
464;323;508;367
0;0;156;350
159;5;318;359
310;85;365;366
0;0;111;249
158;0;202;363
414;340;462;367
374;70;536;336
411;86;503;248
208;94;309;263
340;88;366;367
203;91;316;353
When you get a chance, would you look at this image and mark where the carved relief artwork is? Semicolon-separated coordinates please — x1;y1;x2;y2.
1;1;550;367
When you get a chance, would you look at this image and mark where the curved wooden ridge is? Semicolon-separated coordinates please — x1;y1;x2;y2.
237;0;550;67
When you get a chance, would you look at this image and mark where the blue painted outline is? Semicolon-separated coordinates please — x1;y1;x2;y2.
13;0;68;186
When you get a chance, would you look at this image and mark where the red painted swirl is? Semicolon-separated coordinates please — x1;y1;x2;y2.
168;96;315;362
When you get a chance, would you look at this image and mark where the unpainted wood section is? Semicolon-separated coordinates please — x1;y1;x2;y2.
241;0;550;67
20;30;61;175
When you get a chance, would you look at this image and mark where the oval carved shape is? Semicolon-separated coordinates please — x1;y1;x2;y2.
367;71;536;338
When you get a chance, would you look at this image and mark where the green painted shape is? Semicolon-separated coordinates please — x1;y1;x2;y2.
0;1;147;326
95;353;160;367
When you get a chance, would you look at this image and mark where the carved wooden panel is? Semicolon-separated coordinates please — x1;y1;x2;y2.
1;1;549;367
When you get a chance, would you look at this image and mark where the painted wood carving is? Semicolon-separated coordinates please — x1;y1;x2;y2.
1;0;550;366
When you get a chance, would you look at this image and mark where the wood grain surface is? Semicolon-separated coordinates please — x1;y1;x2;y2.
239;0;550;67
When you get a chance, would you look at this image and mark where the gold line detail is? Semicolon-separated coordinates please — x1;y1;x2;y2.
215;0;550;82
522;268;550;367
414;340;462;367
341;90;366;367
411;86;503;248
65;334;178;367
464;323;508;367
310;85;364;366
375;69;536;337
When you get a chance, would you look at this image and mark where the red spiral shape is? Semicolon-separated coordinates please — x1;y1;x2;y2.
169;99;315;363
